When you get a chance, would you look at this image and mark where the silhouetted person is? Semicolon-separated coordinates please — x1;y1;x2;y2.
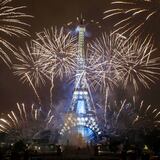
142;145;150;160
121;149;127;160
0;147;3;160
11;140;26;160
11;150;19;160
57;145;62;156
142;153;150;160
94;145;98;156
24;149;29;160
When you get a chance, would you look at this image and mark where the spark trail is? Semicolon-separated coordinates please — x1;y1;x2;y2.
13;43;49;104
87;33;160;92
0;103;54;141
34;27;78;106
104;0;160;37
0;0;32;65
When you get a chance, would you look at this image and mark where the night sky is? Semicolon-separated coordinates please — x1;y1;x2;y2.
0;0;160;113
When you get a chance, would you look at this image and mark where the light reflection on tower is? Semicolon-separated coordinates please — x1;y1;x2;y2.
60;21;101;142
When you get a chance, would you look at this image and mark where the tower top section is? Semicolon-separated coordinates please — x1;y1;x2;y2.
77;24;86;61
76;25;86;34
77;14;85;25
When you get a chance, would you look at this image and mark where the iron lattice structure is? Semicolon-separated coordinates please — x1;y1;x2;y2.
60;24;101;142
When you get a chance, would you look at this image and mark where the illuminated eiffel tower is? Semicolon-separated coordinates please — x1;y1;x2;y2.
60;20;101;142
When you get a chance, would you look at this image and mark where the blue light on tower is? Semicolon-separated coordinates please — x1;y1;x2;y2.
77;99;86;114
74;126;95;141
75;26;80;33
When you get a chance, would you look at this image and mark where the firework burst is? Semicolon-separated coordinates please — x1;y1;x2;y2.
13;42;49;104
101;99;160;134
87;33;160;92
0;103;54;141
34;26;78;80
0;0;32;65
116;36;160;92
34;27;78;106
13;43;49;87
86;32;124;91
85;33;127;125
132;100;160;130
103;0;160;37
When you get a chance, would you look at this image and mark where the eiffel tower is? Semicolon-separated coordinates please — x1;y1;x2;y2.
60;20;101;143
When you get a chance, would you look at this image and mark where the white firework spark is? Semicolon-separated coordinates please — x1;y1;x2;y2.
115;36;160;92
101;99;160;134
85;33;126;121
13;42;49;104
88;33;160;92
86;32;124;91
13;43;48;87
0;0;32;65
132;101;160;129
34;27;78;106
0;103;54;141
103;0;160;37
34;26;78;80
